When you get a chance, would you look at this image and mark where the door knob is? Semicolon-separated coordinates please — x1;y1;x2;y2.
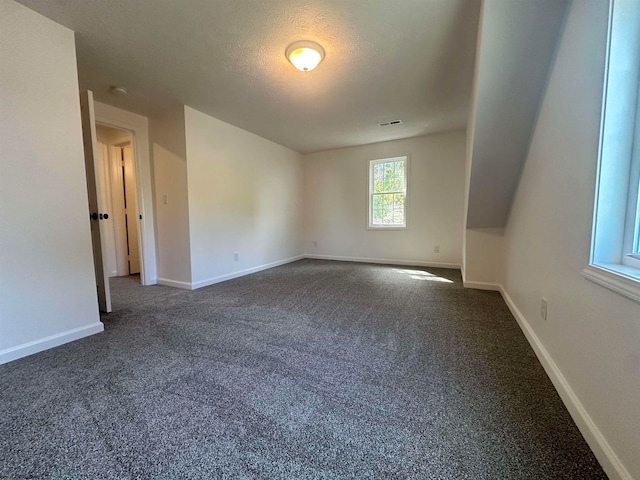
103;213;109;220
90;212;98;220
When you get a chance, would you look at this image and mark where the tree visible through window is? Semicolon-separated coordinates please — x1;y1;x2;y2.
369;156;407;228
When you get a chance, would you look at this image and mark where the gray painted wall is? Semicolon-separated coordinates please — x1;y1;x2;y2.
466;0;568;228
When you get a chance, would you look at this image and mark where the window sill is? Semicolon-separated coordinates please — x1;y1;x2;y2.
367;226;407;231
581;263;640;303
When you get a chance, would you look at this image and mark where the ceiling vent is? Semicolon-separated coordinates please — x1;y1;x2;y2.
377;120;402;127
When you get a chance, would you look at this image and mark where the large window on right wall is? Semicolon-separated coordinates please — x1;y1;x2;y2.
583;0;640;302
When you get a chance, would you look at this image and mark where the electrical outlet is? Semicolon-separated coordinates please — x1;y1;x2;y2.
233;252;239;261
313;241;318;248
540;297;548;321
434;245;440;254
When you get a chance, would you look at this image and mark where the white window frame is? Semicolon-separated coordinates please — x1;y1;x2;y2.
622;99;640;270
582;0;640;303
367;155;409;230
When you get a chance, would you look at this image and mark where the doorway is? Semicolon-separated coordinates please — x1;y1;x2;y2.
80;91;157;313
93;99;157;288
96;124;142;283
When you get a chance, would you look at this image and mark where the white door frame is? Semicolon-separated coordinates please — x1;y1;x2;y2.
94;102;157;285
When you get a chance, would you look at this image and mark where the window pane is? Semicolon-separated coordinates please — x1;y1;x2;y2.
373;164;384;193
382;163;392;193
381;193;392;223
369;157;407;227
393;194;405;225
373;209;383;224
389;173;403;192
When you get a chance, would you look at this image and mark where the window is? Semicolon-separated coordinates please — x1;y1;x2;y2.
583;0;640;302
368;156;408;229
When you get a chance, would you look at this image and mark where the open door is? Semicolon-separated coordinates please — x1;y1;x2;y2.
80;90;112;313
122;144;141;274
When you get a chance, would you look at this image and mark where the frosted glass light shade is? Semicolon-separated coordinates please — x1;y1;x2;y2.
286;41;325;72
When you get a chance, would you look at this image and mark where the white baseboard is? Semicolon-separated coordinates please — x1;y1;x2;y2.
191;255;305;290
163;255;460;291
499;286;631;480
0;322;104;365
463;280;501;291
304;254;461;270
157;278;192;290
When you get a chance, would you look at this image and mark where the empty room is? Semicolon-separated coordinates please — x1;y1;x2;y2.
1;0;639;479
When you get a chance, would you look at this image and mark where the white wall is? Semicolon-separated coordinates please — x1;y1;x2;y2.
0;0;102;363
501;1;640;478
97;124;130;145
303;132;466;267
184;106;304;288
465;0;567;229
150;106;192;288
463;228;504;288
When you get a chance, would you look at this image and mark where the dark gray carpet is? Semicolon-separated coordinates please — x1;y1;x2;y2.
0;259;606;479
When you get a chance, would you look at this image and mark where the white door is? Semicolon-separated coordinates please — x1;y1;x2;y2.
80;90;112;313
122;144;140;274
97;140;118;277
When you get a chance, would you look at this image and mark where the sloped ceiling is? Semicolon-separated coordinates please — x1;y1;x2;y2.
466;0;569;229
15;0;480;153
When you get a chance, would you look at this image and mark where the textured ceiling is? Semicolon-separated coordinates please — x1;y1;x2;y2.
16;0;480;153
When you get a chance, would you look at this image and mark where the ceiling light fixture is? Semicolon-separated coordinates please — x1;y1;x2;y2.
286;41;325;72
110;86;127;96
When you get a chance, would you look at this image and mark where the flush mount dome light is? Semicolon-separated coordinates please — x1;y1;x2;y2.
286;41;325;72
110;86;127;96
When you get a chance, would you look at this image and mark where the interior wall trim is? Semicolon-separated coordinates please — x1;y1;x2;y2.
190;255;306;290
0;322;104;366
304;254;460;270
157;278;192;290
499;285;631;480
462;280;501;291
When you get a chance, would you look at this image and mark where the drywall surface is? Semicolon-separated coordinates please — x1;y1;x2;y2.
502;1;640;477
464;228;504;287
466;0;567;228
184;106;303;287
13;0;480;154
303;132;466;266
150;106;192;287
0;0;102;361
